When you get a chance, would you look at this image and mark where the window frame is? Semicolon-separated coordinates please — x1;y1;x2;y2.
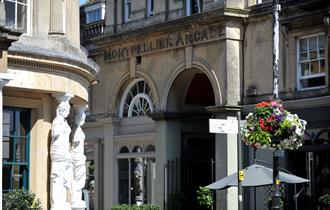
119;78;154;118
116;144;156;205
147;0;154;17
123;0;131;23
2;107;31;193
4;0;31;34
296;33;327;90
185;0;202;16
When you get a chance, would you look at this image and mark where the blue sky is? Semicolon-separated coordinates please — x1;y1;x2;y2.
80;0;86;5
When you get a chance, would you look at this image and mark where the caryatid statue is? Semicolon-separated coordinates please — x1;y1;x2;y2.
50;94;72;210
71;104;88;208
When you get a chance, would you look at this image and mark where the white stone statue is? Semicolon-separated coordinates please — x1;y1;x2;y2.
134;154;144;204
50;98;72;210
71;105;88;208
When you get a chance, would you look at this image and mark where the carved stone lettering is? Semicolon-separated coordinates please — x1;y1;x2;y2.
104;24;224;62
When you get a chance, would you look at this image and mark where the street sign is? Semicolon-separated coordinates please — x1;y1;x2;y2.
209;119;238;134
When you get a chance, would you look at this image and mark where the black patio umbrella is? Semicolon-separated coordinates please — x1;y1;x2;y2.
206;163;309;190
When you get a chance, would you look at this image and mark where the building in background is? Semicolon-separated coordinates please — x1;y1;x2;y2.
80;0;330;210
1;0;99;209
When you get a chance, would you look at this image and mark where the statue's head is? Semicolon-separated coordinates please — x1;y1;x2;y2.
57;101;71;118
74;105;88;126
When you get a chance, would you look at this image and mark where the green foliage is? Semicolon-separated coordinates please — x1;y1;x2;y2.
3;189;42;210
170;191;184;208
110;204;160;210
319;194;330;207
196;186;213;209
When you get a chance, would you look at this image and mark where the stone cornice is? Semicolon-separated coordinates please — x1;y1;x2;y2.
92;7;249;47
8;36;99;81
147;111;211;121
7;54;95;83
206;105;242;114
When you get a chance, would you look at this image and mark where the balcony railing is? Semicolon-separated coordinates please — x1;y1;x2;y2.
81;19;105;42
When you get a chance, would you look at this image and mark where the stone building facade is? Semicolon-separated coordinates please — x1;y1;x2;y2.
1;0;98;209
81;0;330;210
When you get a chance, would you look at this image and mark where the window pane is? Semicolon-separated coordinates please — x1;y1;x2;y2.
145;158;155;203
18;0;27;4
119;159;129;204
319;49;325;59
4;1;15;28
300;62;309;76
15;138;27;163
309;36;317;51
300;38;307;52
309;50;317;60
3;165;11;191
318;35;325;49
320;60;325;73
120;146;129;153
17;4;27;33
300;52;307;61
310;61;319;74
133;146;142;153
300;77;325;89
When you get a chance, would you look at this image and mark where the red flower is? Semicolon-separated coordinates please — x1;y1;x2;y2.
259;118;266;129
256;101;271;107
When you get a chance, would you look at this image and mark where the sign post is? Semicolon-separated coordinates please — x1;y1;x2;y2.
209;114;243;210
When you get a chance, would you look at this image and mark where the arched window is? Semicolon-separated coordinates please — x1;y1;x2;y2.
120;79;154;118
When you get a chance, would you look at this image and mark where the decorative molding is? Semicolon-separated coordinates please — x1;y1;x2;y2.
7;57;91;87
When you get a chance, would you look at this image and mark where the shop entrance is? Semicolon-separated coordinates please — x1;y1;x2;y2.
181;134;215;210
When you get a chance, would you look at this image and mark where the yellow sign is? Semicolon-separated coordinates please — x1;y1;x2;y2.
276;179;281;185
239;170;245;181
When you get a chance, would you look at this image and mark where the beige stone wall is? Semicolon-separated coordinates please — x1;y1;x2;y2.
6;66;90;102
0;51;8;73
3;90;54;210
244;17;273;96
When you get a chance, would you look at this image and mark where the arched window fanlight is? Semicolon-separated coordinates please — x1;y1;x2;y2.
119;79;154;118
120;146;129;153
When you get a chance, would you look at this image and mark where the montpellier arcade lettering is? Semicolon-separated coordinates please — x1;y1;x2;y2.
104;24;225;62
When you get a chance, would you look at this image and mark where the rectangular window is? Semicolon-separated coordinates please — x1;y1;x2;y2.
147;0;153;17
86;9;102;24
124;0;131;23
186;0;202;16
2;107;30;192
297;34;326;90
4;0;29;33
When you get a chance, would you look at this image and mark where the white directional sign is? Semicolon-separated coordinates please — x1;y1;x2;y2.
209;119;238;134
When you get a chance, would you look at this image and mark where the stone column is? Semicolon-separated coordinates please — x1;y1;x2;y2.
50;92;73;210
206;106;241;210
0;73;13;210
71;103;88;210
49;0;65;35
103;119;115;209
148;112;181;210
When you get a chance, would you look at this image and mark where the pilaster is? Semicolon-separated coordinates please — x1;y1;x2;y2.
206;105;242;210
49;0;65;35
0;73;14;210
148;112;181;210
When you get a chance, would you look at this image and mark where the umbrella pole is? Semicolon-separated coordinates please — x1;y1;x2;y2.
273;151;281;210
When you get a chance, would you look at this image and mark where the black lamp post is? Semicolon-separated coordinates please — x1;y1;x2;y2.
272;0;282;209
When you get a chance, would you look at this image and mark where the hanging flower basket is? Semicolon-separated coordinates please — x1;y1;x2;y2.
242;100;307;150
